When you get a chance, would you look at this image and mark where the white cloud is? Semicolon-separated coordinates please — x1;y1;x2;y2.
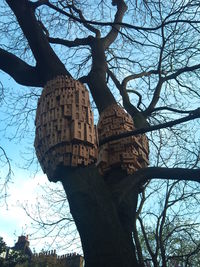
0;170;77;254
0;171;48;246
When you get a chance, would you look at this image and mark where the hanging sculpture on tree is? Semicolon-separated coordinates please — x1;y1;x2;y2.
97;104;149;175
34;76;98;181
35;77;149;181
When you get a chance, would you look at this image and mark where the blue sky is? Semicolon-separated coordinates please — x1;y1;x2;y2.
0;170;48;247
0;71;82;255
0;71;49;250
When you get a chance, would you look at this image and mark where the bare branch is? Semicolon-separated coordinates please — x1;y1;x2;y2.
43;2;200;33
126;90;142;109
22;205;73;226
145;63;200;115
6;0;69;81
30;0;48;9
107;69;139;116
48;36;91;47
121;70;159;110
144;18;166;116
152;107;194;114
144;79;164;116
165;63;200;82
0;48;43;87
138;216;157;263
0;146;12;206
64;2;100;37
108;69;159;127
102;0;127;49
118;167;200;203
122;70;159;87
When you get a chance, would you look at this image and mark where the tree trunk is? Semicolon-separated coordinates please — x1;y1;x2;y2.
6;0;70;85
61;167;139;267
87;38;116;113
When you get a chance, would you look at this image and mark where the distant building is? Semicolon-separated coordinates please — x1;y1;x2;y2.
31;251;84;267
14;235;32;259
8;235;83;267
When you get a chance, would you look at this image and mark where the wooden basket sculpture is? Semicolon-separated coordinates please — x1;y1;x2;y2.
34;76;98;181
97;104;149;175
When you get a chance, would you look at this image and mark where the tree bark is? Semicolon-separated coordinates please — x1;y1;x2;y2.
87;38;116;113
61;167;139;267
6;0;70;84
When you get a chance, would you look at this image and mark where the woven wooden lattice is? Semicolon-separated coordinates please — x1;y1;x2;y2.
97;104;149;175
34;76;98;181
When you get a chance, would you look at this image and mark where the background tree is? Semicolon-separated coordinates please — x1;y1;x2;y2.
0;236;28;267
0;146;12;205
134;180;200;266
0;236;7;265
0;1;200;267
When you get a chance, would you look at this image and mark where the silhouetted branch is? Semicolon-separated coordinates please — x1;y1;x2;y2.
103;0;127;49
152;107;194;114
145;64;200;115
0;48;42;87
48;36;91;47
6;0;69;82
42;1;200;32
118;167;200;202
63;2;100;37
0;146;12;205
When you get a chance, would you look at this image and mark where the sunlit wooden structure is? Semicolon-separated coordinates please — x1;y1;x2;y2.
97;104;149;175
34;76;98;181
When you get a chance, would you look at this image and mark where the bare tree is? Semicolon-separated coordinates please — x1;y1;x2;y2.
22;182;82;253
0;146;12;205
0;1;200;266
134;179;200;266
